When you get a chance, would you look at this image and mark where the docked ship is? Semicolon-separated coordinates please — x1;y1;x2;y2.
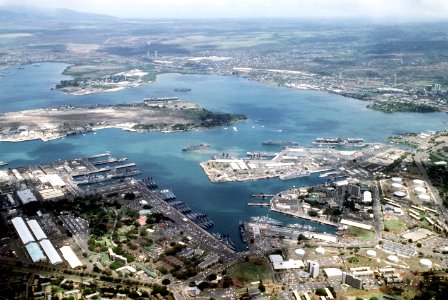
262;140;299;146
279;171;310;180
313;137;364;147
182;143;210;152
239;221;248;243
250;216;283;226
174;88;191;92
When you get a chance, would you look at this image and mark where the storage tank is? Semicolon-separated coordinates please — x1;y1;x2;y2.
414;187;426;194
418;194;431;202
315;247;326;255
387;255;399;263
394;191;406;198
413;179;424;187
391;183;403;191
295;249;305;256
391;177;402;183
366;250;377;258
419;259;432;268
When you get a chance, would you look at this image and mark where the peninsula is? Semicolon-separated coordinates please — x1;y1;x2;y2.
0;98;246;142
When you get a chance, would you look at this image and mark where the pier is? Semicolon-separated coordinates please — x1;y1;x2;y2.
248;202;271;207
251;193;275;198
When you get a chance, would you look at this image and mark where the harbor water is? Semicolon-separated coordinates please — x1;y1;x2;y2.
1;63;447;250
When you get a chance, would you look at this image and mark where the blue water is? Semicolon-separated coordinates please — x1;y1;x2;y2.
1;63;447;250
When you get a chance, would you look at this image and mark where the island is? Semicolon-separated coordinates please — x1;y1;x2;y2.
0;98;246;142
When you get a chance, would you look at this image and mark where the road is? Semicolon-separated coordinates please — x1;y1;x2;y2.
413;155;448;228
371;183;382;240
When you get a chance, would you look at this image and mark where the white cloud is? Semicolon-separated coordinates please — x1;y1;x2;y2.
1;0;448;21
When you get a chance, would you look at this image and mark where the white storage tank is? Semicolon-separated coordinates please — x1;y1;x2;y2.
366;250;377;258
315;247;326;255
387;255;399;263
391;177;402;183
391;183;403;191
418;194;431;202
295;249;305;256
413;179;424;187
419;259;432;268
414;187;426;194
394;191;406;198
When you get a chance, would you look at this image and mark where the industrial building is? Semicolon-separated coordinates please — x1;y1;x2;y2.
11;216;35;245
39;239;63;265
27;219;47;241
308;260;320;278
25;242;46;263
16;189;38;205
60;246;82;268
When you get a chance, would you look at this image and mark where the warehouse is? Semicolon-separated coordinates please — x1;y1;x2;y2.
25;242;46;263
11;216;35;245
39;239;63;264
27;219;47;241
60;246;82;268
16;189;38;205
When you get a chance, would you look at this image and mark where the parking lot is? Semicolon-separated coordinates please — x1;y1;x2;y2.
382;241;417;257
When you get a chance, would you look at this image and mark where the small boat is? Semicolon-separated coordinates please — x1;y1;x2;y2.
0;161;8;167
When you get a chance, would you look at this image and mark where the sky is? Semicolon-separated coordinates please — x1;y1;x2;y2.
1;0;448;21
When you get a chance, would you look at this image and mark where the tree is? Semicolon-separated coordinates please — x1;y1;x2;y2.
258;281;266;293
162;278;171;285
316;288;326;296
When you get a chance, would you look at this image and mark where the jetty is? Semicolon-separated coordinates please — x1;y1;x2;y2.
248;203;271;207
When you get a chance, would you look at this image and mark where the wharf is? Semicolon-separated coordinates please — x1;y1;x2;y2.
92;157;127;166
251;193;275;198
73;163;136;177
271;208;339;228
248;203;271;207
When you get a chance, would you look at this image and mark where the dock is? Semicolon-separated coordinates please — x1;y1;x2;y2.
251;193;275;198
248;203;271;207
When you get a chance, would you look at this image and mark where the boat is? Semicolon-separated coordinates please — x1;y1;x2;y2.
174;88;191;92
262;140;299;146
279;171;310;180
313;137;364;147
250;216;283;226
239;221;248;243
182;143;210;152
233;127;238;132
0;161;7;167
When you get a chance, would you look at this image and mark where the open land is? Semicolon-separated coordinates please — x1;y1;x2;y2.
0;99;246;142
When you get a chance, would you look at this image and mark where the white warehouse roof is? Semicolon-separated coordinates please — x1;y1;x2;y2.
27;219;47;241
16;189;38;205
12;217;35;245
39;239;63;265
26;242;46;263
60;246;82;268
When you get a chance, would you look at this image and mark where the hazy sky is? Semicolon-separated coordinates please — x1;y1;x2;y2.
1;0;448;21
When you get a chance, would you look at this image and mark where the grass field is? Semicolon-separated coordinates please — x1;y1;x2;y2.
384;219;407;233
346;226;375;241
228;259;271;284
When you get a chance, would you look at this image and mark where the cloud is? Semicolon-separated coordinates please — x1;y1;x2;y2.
1;0;448;21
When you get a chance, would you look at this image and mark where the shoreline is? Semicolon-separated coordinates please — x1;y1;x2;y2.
270;207;339;228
